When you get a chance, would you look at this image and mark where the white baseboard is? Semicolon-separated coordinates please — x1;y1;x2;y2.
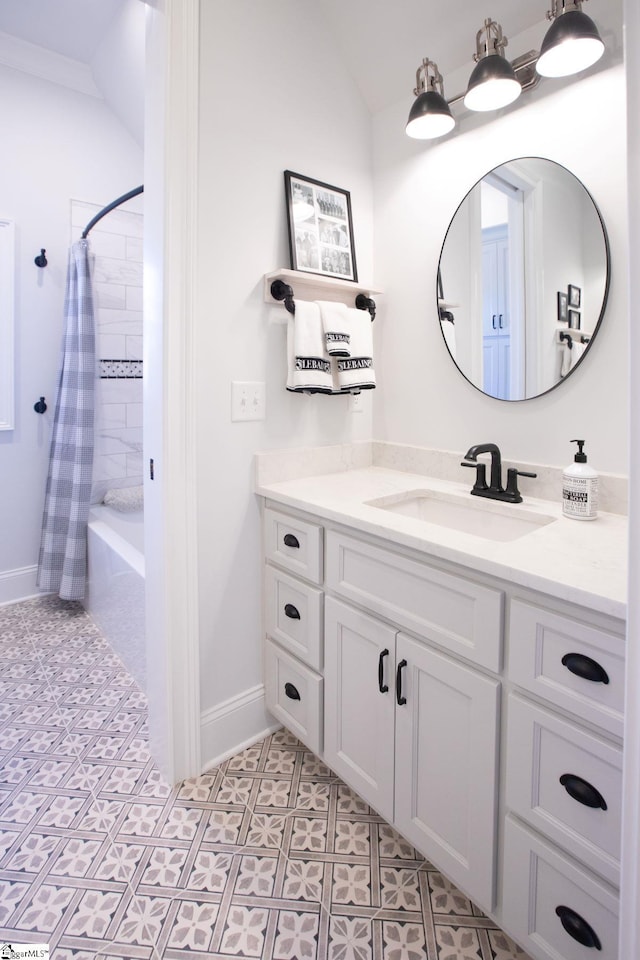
200;683;280;773
0;565;45;606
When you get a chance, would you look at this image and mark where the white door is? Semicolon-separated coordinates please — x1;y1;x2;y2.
394;632;500;912
324;598;396;822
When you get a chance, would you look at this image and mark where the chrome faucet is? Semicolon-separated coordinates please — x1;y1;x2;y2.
461;442;537;504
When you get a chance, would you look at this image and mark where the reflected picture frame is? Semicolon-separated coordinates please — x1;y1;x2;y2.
557;291;568;324
284;170;358;282
568;309;581;329
568;284;581;308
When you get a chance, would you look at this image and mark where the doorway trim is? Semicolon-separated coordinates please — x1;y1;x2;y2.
143;0;202;783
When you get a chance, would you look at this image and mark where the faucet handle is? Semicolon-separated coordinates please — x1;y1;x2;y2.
505;468;537;503
461;460;489;493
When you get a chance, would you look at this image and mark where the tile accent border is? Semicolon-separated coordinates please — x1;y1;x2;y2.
99;359;144;379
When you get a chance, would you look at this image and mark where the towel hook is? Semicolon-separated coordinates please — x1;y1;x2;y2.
559;331;573;349
34;249;48;268
33;396;47;414
355;293;376;321
270;279;295;315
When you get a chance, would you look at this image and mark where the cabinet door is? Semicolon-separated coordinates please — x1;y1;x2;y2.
324;597;396;822
394;632;500;912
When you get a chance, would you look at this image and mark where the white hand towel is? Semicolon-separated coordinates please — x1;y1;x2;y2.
286;300;334;393
441;317;456;360
560;339;585;378
335;307;376;392
316;300;351;356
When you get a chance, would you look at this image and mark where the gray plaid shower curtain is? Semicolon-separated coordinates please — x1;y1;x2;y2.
36;240;95;600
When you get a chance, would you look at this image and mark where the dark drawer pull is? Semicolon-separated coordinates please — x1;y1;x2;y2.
284;682;301;701
283;533;300;549
284;603;300;620
560;773;607;810
555;905;602;950
561;653;609;685
396;659;407;706
378;648;389;693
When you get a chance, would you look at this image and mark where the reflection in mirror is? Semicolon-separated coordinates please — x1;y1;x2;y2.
438;158;609;401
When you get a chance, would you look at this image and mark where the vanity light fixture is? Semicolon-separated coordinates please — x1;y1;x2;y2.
406;59;455;139
406;0;604;140
536;0;605;78
464;19;522;113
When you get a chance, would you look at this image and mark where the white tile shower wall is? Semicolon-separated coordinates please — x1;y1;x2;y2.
71;200;144;503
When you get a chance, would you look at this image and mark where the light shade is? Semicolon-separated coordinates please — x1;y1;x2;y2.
406;90;455;139
464;54;522;112
536;8;604;77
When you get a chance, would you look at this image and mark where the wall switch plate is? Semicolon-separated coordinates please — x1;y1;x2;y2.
231;381;266;421
349;392;364;413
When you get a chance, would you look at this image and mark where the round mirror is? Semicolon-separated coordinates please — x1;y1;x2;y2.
437;157;610;401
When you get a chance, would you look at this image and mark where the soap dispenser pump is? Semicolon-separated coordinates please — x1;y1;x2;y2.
562;439;598;520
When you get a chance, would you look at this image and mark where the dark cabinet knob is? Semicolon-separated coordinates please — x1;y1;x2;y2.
284;603;300;620
555;905;602;950
396;659;407;706
283;534;300;549
559;773;607;810
561;653;609;685
284;682;300;701
378;649;389;693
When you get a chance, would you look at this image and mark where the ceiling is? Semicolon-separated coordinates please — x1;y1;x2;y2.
0;1;610;117
0;0;128;63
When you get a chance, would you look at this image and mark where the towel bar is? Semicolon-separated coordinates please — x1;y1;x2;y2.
559;331;591;349
270;278;376;320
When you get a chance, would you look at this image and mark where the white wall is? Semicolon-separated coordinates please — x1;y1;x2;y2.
91;0;145;147
372;62;628;474
0;62;143;602
194;0;374;759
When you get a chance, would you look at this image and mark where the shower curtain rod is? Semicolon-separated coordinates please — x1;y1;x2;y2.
81;184;144;239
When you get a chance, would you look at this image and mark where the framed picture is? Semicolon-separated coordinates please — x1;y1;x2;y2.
557;291;568;324
284;171;358;282
568;309;581;329
568;284;581;308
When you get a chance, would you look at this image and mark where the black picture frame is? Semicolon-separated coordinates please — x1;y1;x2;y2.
284;171;358;282
557;291;568;324
568;284;581;308
568;309;581;329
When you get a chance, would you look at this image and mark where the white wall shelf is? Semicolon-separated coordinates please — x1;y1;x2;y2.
264;268;382;308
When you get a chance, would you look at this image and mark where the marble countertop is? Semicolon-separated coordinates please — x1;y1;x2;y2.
256;466;627;620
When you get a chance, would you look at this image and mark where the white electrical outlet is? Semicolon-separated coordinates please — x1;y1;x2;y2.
349;392;364;413
231;381;266;421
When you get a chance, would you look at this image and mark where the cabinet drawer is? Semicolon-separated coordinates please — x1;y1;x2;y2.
264;507;323;584
264;639;323;755
265;565;323;670
326;529;504;671
509;600;624;738
502;816;618;960
506;694;622;886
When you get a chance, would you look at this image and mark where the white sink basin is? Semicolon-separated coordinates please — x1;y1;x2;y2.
365;489;556;542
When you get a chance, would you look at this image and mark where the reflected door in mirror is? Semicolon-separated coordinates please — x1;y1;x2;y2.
438;158;609;401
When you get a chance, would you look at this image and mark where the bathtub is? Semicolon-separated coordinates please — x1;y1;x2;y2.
83;504;146;692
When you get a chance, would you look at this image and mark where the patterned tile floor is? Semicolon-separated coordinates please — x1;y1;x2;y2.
0;596;532;960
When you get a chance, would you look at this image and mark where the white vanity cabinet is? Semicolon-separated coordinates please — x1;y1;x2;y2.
324;596;499;909
260;499;626;960
502;600;624;960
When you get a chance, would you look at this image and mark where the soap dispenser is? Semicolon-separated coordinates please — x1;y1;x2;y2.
562;440;598;520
